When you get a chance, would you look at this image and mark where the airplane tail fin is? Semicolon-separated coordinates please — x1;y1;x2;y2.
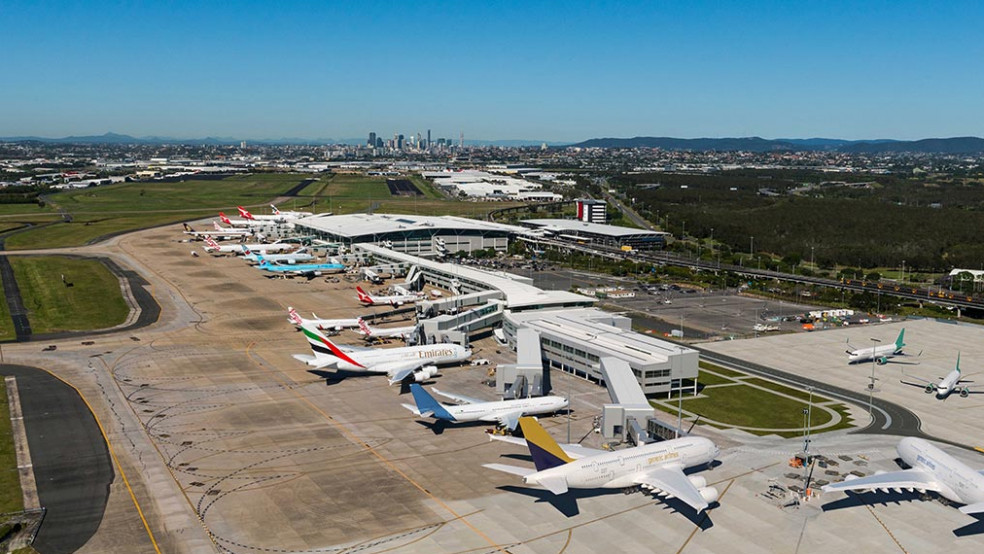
219;212;231;225
957;352;961;374
896;328;906;349
299;323;365;368
357;317;372;337
408;384;454;420
270;204;280;215
287;307;303;325
238;206;254;220
356;286;371;303
519;417;573;472
183;223;192;232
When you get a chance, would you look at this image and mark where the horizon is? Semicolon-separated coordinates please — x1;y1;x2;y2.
2;1;983;140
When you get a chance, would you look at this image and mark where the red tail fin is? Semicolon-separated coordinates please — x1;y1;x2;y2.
356;286;371;303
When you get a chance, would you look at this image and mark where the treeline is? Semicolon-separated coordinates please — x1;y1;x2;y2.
0;184;46;204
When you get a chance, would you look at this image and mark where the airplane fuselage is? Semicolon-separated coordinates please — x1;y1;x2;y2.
899;437;984;505
337;345;469;372
848;344;901;364
525;437;718;490
445;397;569;422
933;370;963;399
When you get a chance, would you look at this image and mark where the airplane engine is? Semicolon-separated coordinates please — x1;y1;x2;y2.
925;384;935;394
413;366;440;382
876;357;888;365
961;388;970;398
688;476;707;489
698;486;719;504
843;474;859;482
313;271;323;277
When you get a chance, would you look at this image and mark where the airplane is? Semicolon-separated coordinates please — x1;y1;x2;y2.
287;307;361;332
219;212;266;227
402;384;568;431
240;245;314;264
182;222;253;240
356;286;418;307
357;317;417;342
822;437;984;518
256;259;346;278
238;205;289;223
292;323;471;385
484;417;721;515
847;328;906;365
900;354;979;399
202;236;293;254
270;204;312;218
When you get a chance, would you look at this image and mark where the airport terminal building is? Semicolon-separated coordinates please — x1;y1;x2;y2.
502;308;698;395
521;218;670;250
294;214;530;256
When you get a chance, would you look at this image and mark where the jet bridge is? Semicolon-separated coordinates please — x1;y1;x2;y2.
417;290;504;319
496;327;548;397
419;301;504;345
599;357;656;443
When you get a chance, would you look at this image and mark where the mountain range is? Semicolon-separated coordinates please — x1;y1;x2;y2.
0;132;562;147
569;136;984;154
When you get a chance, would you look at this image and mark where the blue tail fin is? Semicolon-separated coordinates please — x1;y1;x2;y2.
519;417;573;472
409;384;455;421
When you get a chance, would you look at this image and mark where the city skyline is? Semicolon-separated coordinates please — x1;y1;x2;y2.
2;1;983;141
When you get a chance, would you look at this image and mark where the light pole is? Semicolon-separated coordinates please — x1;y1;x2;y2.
803;386;814;492
868;337;880;414
810;245;815;271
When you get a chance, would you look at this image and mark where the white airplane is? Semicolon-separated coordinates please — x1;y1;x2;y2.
218;212;264;227
238;205;289;223
241;245;314;264
270;204;312;218
485;417;721;514
292;323;471;385
402;384;568;431
357;317;417;342
900;354;979;399
202;236;293;254
356;286;418;307
847;328;906;365
183;222;253;240
822;437;984;517
287;307;360;333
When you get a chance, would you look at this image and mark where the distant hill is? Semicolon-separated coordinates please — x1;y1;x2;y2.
0;133;565;147
570;136;984;154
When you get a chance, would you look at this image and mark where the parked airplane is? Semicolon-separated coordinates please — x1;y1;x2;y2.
356;286;418;307
484;417;721;514
219;212;265;227
202;236;294;254
822;437;984;517
357;317;417;341
183;222;253;240
257;259;346;277
292;323;471;384
287;307;361;332
847;328;906;365
270;204;312;218
403;384;568;431
238;205;288;223
900;354;979;399
241;245;314;264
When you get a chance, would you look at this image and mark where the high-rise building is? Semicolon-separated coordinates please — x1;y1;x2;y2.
427;129;431;148
576;199;607;224
397;134;405;150
368;132;376;147
375;137;383;148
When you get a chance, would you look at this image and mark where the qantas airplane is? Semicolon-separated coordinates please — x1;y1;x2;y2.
485;417;721;515
287;307;361;332
292;323;470;385
356;286;419;307
219;212;265;227
183;222;253;240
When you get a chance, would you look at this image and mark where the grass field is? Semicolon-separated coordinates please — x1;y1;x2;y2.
5;173;310;250
10;257;129;334
0;284;13;342
698;361;746;377
0;380;24;513
743;377;831;403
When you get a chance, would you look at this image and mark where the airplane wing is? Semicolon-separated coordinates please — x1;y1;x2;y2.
488;434;604;459
900;376;934;389
377;359;429;385
633;464;711;514
480;409;526;431
431;388;483;405
821;469;941;495
483;463;537;478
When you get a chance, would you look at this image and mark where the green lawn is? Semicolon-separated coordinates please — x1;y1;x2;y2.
0;380;24;513
743;377;831;403
653;382;849;438
9;257;129;333
5;173;310;250
698;361;746;378
0;282;13;342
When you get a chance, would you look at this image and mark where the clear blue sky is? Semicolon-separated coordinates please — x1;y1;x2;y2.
2;1;982;141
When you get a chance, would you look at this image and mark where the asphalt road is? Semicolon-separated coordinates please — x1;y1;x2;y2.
691;347;974;451
0;364;112;554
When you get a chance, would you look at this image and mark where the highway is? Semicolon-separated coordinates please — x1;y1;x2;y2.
691;346;974;452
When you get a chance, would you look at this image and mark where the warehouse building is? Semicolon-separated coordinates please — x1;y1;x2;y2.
520;218;670;250
501;308;698;395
